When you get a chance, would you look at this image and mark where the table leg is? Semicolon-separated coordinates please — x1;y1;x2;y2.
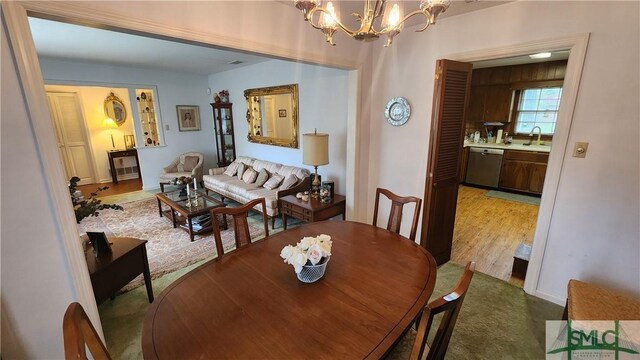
157;198;163;217
141;246;154;303
342;212;346;220
171;210;177;228
188;217;195;242
160;183;165;192
222;214;228;230
282;213;288;230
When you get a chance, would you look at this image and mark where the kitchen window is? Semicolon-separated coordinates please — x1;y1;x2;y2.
514;87;562;135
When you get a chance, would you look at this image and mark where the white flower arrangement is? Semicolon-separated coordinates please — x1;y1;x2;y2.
280;234;332;274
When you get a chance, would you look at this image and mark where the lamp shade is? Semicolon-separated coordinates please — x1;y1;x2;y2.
103;117;118;129
303;132;329;166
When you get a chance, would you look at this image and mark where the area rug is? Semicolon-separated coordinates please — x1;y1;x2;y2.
78;197;265;291
485;190;541;206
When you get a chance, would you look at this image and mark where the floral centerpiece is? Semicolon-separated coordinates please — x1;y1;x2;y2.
280;234;332;283
218;90;229;103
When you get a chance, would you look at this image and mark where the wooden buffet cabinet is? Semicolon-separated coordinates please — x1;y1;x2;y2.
499;150;548;194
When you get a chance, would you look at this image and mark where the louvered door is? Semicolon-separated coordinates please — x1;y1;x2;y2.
421;60;473;264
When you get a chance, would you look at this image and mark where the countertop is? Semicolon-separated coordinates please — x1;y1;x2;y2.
463;141;551;153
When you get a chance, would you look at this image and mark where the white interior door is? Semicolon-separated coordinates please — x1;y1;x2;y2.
46;92;96;185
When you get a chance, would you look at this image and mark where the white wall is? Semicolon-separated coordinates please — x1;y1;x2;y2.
368;1;640;301
208;60;350;195
1;21;78;358
45;84;135;182
40;58;215;189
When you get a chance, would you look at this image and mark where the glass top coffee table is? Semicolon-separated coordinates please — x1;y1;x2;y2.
156;189;227;241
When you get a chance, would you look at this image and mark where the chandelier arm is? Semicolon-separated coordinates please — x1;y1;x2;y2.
306;7;359;37
372;9;431;36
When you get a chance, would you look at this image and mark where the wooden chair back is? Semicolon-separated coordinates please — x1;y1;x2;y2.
410;261;476;360
211;198;269;257
372;187;422;240
63;302;111;360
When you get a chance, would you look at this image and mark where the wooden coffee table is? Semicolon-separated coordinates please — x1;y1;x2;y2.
156;189;227;241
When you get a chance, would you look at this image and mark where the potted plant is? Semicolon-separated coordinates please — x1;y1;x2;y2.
69;177;123;223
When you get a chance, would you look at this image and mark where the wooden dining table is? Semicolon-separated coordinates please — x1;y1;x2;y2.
142;221;437;359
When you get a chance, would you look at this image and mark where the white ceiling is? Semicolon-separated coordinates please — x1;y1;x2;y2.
473;51;571;69
29;1;511;75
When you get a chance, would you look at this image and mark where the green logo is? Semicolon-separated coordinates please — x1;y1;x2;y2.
547;320;639;359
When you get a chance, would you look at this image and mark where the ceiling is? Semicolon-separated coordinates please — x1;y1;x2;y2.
29;1;512;75
473;51;571;69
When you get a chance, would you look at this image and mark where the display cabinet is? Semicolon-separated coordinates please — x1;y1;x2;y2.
211;102;236;167
136;89;161;147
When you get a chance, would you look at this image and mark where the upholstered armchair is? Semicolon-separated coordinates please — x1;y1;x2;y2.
159;152;204;184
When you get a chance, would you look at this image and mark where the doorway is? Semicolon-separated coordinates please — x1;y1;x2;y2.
421;35;589;296
46;91;97;185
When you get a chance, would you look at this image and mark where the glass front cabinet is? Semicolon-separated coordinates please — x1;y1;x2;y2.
211;102;236;167
135;88;162;147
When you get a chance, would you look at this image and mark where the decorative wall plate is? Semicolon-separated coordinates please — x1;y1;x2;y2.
384;97;411;126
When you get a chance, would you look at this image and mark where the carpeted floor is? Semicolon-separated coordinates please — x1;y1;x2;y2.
100;261;562;359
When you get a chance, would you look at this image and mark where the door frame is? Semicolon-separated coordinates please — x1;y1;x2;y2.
2;0;364;339
46;90;99;185
444;34;590;300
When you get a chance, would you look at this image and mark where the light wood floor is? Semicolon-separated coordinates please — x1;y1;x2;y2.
451;185;539;287
76;178;142;197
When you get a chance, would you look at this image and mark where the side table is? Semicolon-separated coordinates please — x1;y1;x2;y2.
279;194;346;230
84;237;153;305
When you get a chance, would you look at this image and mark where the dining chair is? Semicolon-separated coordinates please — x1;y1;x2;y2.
372;187;423;240
211;198;269;257
410;261;476;360
63;302;111;360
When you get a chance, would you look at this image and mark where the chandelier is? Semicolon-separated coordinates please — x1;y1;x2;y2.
294;0;451;46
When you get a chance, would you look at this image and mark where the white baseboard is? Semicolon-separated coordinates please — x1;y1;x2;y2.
535;289;565;306
142;185;161;191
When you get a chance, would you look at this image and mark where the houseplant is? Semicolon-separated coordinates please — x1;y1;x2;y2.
68;176;123;223
280;234;332;283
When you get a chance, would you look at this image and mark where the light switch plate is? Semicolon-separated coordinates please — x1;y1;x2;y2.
165;124;170;131
573;142;589;158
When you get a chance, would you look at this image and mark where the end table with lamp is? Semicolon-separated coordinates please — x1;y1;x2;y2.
303;130;329;198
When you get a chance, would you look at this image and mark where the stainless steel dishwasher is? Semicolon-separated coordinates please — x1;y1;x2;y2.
465;147;504;188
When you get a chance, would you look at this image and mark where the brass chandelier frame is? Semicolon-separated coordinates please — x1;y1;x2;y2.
294;0;450;46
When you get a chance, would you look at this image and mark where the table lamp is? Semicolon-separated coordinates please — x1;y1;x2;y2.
103;117;118;149
303;130;329;198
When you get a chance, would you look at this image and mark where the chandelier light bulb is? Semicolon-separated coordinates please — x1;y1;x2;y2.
320;1;338;29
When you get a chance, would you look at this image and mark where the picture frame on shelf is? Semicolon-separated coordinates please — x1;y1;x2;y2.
176;105;201;131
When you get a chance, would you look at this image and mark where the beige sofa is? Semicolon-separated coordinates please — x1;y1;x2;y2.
203;156;310;228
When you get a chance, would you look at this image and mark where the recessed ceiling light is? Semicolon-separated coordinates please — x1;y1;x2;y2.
529;52;552;59
228;60;244;65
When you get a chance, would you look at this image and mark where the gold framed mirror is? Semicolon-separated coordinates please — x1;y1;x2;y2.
104;91;127;126
245;84;299;148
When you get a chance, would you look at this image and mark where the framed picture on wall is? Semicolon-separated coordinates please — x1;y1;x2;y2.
176;105;201;131
278;109;287;117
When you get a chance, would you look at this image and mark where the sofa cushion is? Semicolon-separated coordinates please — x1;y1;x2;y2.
277;165;310;180
237;163;247;180
242;167;258;184
252;159;282;175
223;162;239;176
280;174;299;190
235;156;255;166
263;174;284;190
255;168;270;187
182;156;200;172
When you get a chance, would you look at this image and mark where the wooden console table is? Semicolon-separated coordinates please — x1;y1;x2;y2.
107;149;140;184
84;237;153;305
280;194;346;230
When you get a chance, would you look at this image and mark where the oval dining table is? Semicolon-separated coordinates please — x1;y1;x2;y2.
142;221;437;359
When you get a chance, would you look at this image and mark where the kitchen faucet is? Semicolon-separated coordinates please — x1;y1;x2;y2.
525;126;543;146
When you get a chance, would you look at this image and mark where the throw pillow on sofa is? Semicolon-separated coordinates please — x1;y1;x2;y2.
263;174;284;190
223;162;239;176
255;168;270;187
237;163;247;179
280;174;299;190
242;167;258;184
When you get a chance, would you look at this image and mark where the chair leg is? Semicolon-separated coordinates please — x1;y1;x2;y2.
271;216;276;229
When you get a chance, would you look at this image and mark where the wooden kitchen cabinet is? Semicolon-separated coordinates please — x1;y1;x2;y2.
466;85;513;122
499;150;549;194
